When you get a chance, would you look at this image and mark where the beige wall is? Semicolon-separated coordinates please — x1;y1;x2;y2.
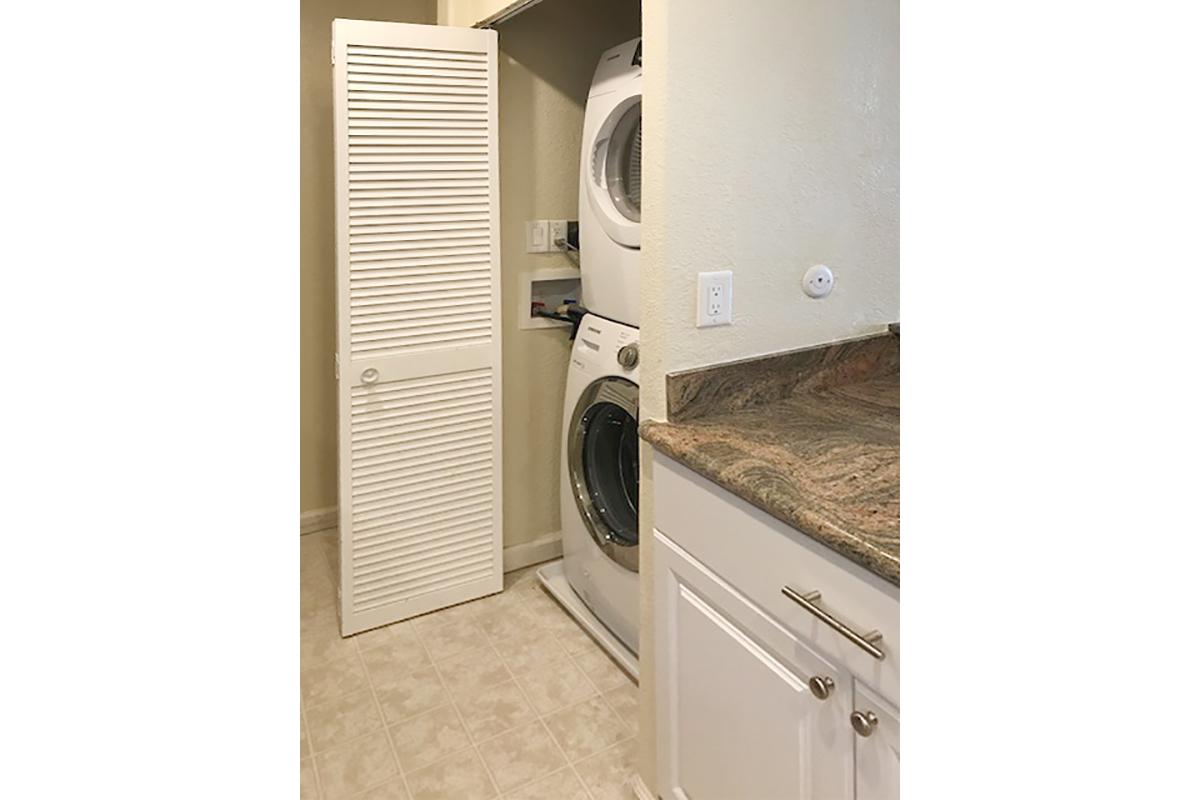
300;0;436;514
439;0;530;27
637;0;899;791
302;0;640;547
494;0;642;548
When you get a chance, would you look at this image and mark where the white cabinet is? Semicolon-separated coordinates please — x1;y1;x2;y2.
653;451;899;800
852;683;900;800
656;532;854;800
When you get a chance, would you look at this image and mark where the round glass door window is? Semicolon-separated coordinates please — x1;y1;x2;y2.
604;101;642;224
568;377;639;572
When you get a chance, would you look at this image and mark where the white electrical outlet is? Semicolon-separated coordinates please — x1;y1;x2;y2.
548;220;568;251
696;270;733;327
525;220;549;253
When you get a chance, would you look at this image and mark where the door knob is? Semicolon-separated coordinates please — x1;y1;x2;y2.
808;675;835;700
850;710;879;737
361;368;380;385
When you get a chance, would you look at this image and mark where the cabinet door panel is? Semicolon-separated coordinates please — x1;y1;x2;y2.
654;452;900;705
854;683;900;800
656;530;853;800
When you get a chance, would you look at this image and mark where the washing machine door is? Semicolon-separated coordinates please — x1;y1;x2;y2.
567;376;639;572
586;97;642;249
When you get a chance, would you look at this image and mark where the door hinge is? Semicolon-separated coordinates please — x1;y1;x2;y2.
334;352;340;381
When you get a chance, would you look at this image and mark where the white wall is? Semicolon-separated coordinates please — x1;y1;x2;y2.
640;0;899;420
637;0;898;792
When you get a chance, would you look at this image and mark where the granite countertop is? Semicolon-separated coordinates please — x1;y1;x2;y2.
640;333;900;585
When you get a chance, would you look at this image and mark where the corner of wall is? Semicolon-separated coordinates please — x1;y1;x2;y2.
634;2;897;794
636;3;668;794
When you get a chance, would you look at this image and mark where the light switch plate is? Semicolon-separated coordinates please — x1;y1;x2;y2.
526;220;549;253
696;270;733;327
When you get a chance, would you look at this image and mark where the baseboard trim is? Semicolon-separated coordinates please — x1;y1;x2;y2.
629;772;657;800
502;531;562;573
300;506;338;536
301;508;558;573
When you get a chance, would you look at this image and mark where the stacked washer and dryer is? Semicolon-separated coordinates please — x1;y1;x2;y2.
538;38;643;674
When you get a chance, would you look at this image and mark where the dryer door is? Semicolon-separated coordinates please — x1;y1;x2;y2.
567;376;639;572
587;97;642;248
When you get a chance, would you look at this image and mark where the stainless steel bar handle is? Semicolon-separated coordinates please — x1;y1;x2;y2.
781;585;886;661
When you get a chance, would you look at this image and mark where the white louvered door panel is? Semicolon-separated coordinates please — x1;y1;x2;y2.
333;19;501;635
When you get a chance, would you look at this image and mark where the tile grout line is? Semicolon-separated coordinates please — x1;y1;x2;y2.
300;540;332;800
506;575;605;800
529;575;641;793
571;733;640;793
303;728;410;798
476;603;590;799
561;635;637;737
302;688;458;763
357;644;418;800
419;577;600;798
303;535;425;798
304;725;407;766
300;694;325;800
329;598;501;795
489;649;597;799
522;573;637;734
413;615;505;799
302;565;634;799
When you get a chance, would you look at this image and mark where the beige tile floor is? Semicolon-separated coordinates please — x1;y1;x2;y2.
301;531;639;800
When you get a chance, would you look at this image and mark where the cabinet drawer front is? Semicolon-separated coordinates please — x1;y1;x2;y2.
655;531;854;800
653;451;900;705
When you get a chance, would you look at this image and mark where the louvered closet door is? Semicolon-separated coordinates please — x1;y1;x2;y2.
332;19;501;635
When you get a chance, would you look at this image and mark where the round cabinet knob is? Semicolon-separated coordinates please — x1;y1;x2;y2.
617;344;639;369
850;710;879;737
808;676;835;700
361;368;380;385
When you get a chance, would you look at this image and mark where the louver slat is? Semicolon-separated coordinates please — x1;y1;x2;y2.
346;369;496;608
335;20;500;635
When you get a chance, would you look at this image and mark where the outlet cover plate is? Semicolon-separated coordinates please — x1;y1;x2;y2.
696;270;733;327
548;220;568;251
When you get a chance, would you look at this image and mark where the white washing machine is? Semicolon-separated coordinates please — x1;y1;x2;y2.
579;38;642;328
553;314;640;657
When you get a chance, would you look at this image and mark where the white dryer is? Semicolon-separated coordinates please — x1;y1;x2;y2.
555;313;640;656
579;38;642;327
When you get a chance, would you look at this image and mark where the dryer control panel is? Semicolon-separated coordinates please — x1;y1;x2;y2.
572;314;640;375
589;38;643;96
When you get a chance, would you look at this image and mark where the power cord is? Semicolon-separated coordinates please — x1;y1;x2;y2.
554;237;580;267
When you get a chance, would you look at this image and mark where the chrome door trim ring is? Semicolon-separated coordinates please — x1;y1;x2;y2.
568;376;639;573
